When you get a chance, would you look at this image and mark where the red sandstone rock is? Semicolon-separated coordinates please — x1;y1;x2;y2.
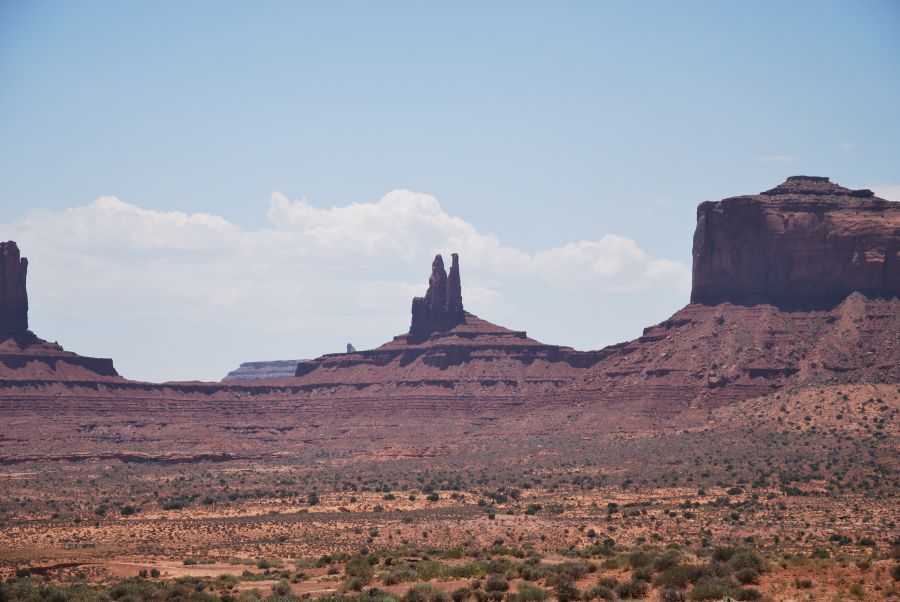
0;241;28;334
409;253;465;342
691;176;900;308
0;241;119;379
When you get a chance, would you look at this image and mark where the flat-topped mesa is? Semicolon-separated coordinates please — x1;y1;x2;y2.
691;176;900;309
0;241;29;336
409;253;465;342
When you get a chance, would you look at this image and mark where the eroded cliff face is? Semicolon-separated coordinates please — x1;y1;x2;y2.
691;176;900;308
0;241;28;335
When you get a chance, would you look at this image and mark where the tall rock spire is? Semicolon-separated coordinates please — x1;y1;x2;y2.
409;253;465;342
0;241;29;335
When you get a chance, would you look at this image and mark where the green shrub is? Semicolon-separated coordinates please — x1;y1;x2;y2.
484;575;509;593
450;587;473;602
628;550;653;569
654;550;682;571
654;565;698;589
403;584;437;602
383;567;417;585
345;556;375;586
711;547;736;562
616;579;647;599
632;567;652;582
509;583;551;602
554;580;581;602
687;578;735;601
660;588;686;602
734;568;759;585
272;580;291;596
596;576;618;589
727;550;765;573
582;585;616;601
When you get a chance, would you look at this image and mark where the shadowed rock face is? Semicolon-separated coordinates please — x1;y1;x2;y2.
691;176;900;308
409;253;465;342
0;241;28;335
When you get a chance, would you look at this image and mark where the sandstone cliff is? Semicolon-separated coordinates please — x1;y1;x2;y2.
691;176;900;308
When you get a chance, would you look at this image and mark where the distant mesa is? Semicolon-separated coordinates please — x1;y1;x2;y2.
691;176;900;309
221;359;305;382
0;240;119;380
347;343;356;353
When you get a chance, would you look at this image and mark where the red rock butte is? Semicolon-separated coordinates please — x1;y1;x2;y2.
0;241;119;381
691;176;900;308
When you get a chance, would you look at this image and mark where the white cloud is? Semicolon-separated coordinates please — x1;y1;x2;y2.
0;190;690;380
871;184;900;203
756;154;797;163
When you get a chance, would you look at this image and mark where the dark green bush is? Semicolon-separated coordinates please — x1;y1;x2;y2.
660;588;686;602
653;565;699;589
616;579;647;599
628;550;653;569
734;568;759;584
508;583;551;602
686;578;735;601
451;587;473;602
582;585;616;601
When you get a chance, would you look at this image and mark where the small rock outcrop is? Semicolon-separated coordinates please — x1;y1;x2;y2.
0;241;29;335
691;176;900;308
409;253;465;342
347;343;357;353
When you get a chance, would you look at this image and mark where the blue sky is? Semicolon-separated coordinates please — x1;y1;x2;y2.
1;1;898;381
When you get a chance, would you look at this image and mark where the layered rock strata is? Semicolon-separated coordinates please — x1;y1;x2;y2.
691;176;900;308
